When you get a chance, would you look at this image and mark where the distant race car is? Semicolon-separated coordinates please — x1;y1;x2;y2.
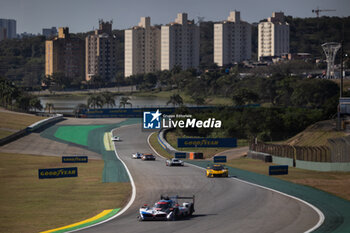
111;136;121;141
142;154;156;161
138;195;195;221
132;152;143;159
166;158;184;166
206;164;229;178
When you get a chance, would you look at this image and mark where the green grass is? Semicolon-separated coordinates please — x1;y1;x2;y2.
54;125;107;146
226;157;350;201
0;152;131;233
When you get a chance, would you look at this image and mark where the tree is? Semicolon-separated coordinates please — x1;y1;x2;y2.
119;97;132;108
101;91;116;108
29;96;43;112
167;94;183;107
88;75;105;90
232;89;259;106
87;94;104;109
74;103;88;117
45;103;55;114
191;95;206;106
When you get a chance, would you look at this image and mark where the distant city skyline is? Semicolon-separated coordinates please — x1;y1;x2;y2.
1;0;349;34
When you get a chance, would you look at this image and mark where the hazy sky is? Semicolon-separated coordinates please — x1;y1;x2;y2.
1;0;349;34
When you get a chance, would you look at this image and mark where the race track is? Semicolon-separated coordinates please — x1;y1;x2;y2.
81;124;319;233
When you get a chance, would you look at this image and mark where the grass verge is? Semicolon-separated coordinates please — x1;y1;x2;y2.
0;111;46;139
226;157;350;201
149;133;350;202
149;133;172;159
0;153;131;233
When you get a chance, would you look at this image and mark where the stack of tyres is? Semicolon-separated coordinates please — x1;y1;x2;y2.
189;152;204;160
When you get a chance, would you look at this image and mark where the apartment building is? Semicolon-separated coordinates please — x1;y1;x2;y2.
0;19;16;40
161;13;200;71
45;27;85;78
124;17;161;77
86;20;118;81
258;12;289;61
214;11;251;66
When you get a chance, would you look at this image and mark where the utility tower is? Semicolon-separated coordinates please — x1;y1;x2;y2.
322;42;341;79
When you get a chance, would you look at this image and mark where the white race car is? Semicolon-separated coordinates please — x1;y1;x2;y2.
138;195;195;221
111;136;121;141
132;152;143;159
166;158;184;166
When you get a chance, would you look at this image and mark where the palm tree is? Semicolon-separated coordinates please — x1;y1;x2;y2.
167;93;183;107
29;97;43;112
87;94;104;109
119;97;132;108
74;103;88;117
45;103;55;114
101;91;116;108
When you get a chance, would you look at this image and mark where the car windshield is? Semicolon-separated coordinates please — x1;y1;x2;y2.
155;203;170;211
173;159;179;162
211;165;224;170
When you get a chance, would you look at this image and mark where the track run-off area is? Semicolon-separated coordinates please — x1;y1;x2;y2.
3;118;350;233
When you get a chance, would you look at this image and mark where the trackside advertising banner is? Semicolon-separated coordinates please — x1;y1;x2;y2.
213;156;227;163
62;156;88;163
38;167;78;179
269;165;288;175
178;138;237;148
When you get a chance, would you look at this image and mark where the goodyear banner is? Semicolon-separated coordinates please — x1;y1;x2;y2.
213;156;227;163
269;165;288;175
62;156;88;163
38;167;78;179
178;138;237;148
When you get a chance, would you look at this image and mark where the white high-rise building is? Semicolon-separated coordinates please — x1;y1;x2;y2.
214;11;251;66
124;17;161;77
0;19;16;40
161;13;200;71
258;12;289;61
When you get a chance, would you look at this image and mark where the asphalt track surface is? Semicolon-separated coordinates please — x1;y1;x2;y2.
81;123;319;233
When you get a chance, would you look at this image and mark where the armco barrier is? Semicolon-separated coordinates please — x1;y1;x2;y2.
0;114;63;146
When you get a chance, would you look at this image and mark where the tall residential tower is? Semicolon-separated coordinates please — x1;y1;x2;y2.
214;11;251;66
161;13;200;71
86;20;118;81
0;19;16;40
45;27;85;79
258;12;289;60
124;17;161;77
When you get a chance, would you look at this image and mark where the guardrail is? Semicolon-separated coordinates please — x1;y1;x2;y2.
0;114;63;146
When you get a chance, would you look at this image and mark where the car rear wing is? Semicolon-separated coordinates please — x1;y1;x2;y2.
160;195;195;204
